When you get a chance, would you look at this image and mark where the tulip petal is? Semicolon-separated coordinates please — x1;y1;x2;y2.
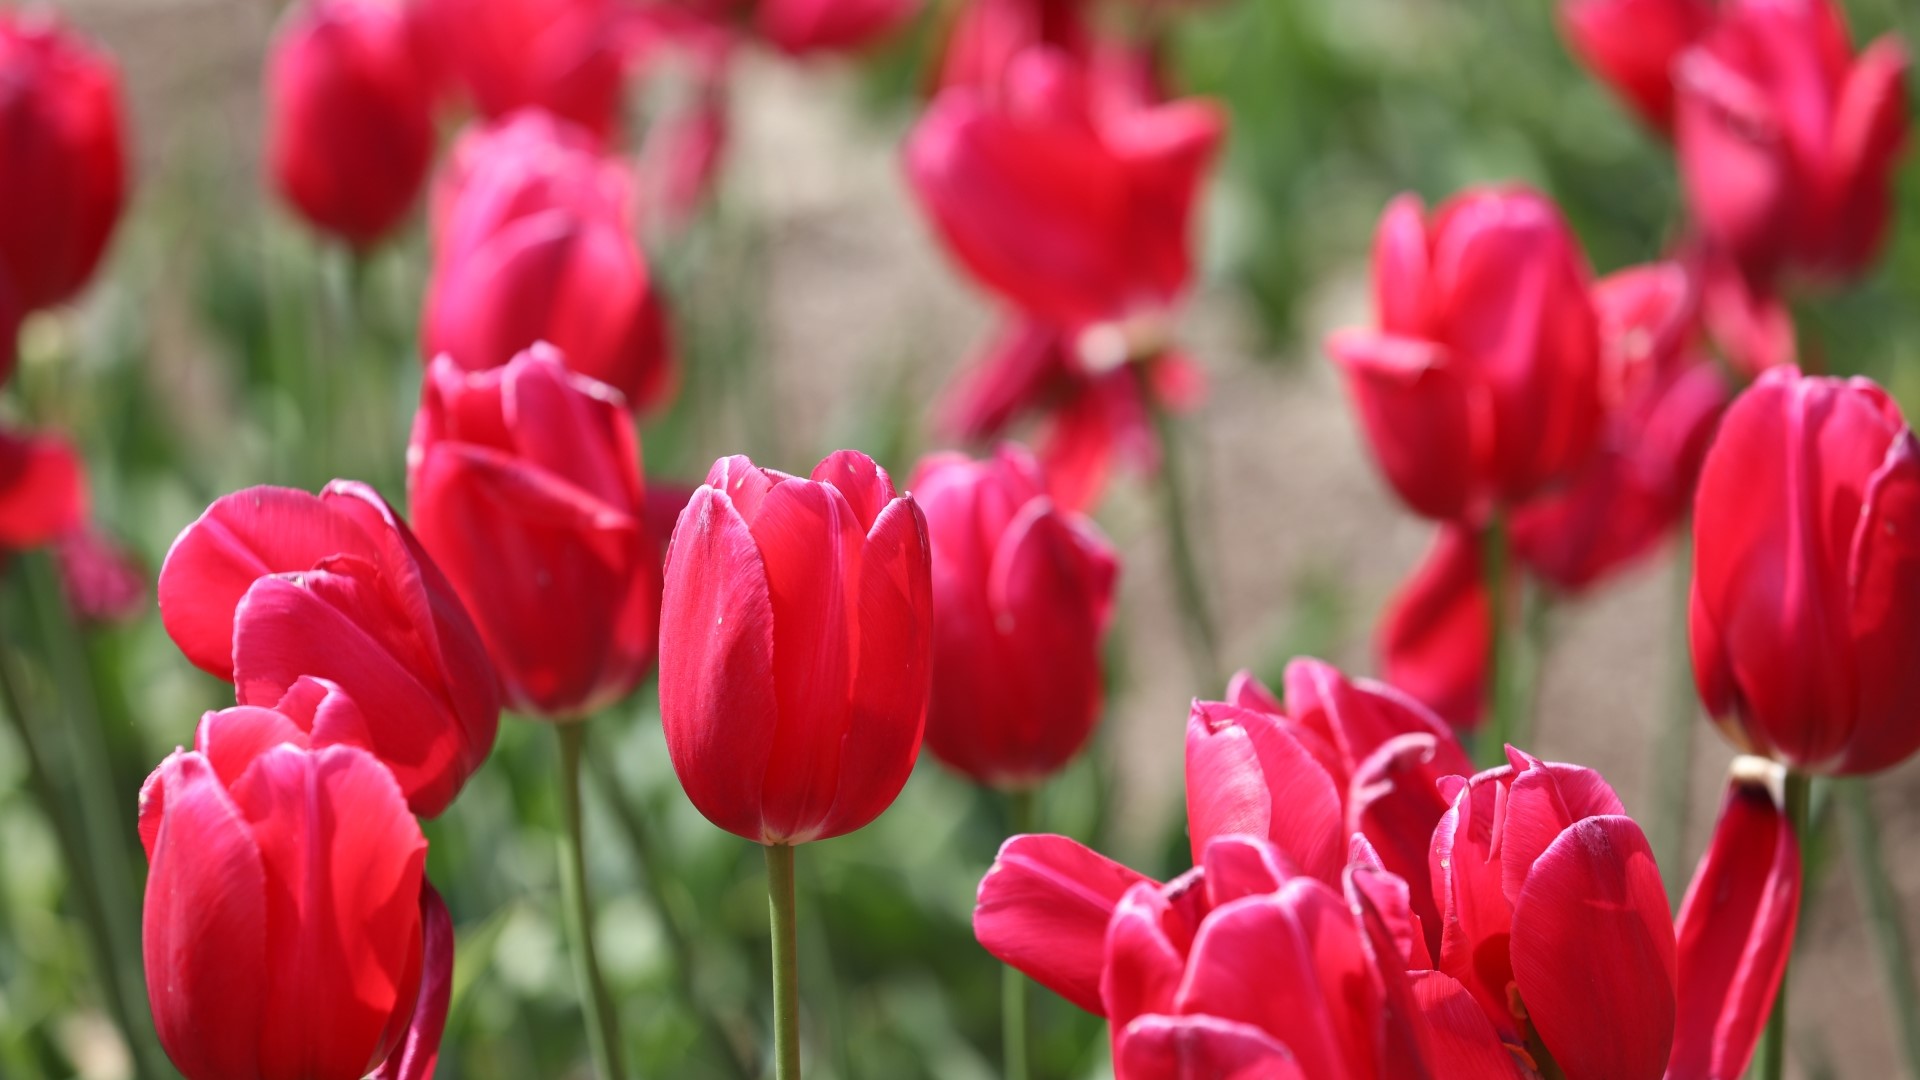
1373;193;1434;337
1826;38;1909;273
1185;701;1345;883
973;833;1151;1015
0;428;86;550
1114;1015;1306;1080
1676;49;1793;274
370;882;454;1080
1200;834;1295;909
1841;429;1920;774
1326;330;1476;520
1408;971;1527;1079
810;450;896;533
1101;882;1189;1032
1498;751;1627;907
1380;525;1491;730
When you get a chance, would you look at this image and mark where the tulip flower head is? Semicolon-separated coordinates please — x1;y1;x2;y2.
418;0;636;140
408;344;660;720
659;450;933;844
1559;0;1715;132
0;427;86;552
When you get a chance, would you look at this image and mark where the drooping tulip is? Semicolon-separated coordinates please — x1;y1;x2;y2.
1690;368;1920;775
1328;187;1605;523
424;111;675;412
658;450;933;844
1430;748;1676;1079
1674;0;1910;283
408;345;659;719
138;696;450;1080
1559;0;1714;131
0;9;127;311
418;0;636;140
156;481;500;817
0;427;86;552
265;0;437;249
911;444;1117;787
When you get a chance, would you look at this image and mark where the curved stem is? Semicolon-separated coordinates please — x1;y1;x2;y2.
1477;513;1518;768
765;843;802;1080
1757;771;1811;1080
555;723;626;1079
1653;534;1697;899
1839;779;1920;1079
1002;788;1038;1080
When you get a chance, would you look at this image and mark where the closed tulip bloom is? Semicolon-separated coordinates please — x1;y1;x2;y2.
1430;748;1676;1079
1327;188;1604;522
408;345;659;719
1690;368;1920;775
911;444;1117;786
1559;0;1713;131
157;480;500;817
659;451;933;844
0;10;127;311
1674;0;1910;282
418;0;634;140
138;694;452;1080
266;0;437;249
756;0;914;54
0;427;85;552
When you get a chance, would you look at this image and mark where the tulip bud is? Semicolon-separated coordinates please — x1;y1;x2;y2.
1690;368;1920;775
1559;0;1713;131
408;345;659;719
0;10;127;310
265;0;437;249
417;0;632;140
157;481;501;817
0;427;86;552
138;697;449;1080
659;450;932;844
1674;0;1910;282
425;112;675;413
911;444;1117;787
1327;188;1605;522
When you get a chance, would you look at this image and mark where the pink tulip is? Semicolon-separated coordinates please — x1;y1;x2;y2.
1560;0;1714;131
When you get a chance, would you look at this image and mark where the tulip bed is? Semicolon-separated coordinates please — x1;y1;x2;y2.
2;0;1919;1079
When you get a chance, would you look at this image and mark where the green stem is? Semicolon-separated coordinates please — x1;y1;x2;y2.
1142;371;1221;689
765;842;802;1080
1654;533;1697;899
1003;788;1037;1080
584;751;753;1080
1756;771;1812;1080
1477;513;1518;769
1839;779;1920;1079
555;723;626;1080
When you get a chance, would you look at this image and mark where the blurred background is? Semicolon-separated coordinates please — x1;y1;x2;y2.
2;0;1918;1076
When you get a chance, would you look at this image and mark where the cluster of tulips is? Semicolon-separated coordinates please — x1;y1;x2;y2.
0;0;1914;1076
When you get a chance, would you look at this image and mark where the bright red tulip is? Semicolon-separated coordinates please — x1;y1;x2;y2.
1674;0;1909;282
659;450;933;844
1185;659;1470;956
425;112;675;413
1669;757;1801;1080
138;695;449;1080
418;0;636;140
408;345;659;719
0;10;127;311
1430;747;1676;1079
157;481;500;817
1327;188;1605;522
1560;0;1714;131
911;443;1117;786
755;0;914;54
266;0;437;249
0;427;85;551
1378;525;1492;730
1691;368;1920;775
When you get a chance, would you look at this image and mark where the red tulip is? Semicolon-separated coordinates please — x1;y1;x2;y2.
1378;525;1493;730
1669;757;1801;1080
0;9;127;311
425;112;675;413
755;0;914;54
659;450;932;844
418;0;636;140
1691;368;1920;775
266;0;437;249
1430;747;1676;1079
911;443;1117;786
0;427;86;551
1185;659;1470;956
1560;0;1713;131
157;481;500;817
1674;0;1909;282
138;695;449;1080
934;0;1089;91
1327;188;1605;522
408;345;659;719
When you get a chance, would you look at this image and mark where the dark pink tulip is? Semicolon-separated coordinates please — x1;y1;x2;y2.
266;0;436;248
1674;0;1909;282
1560;0;1713;131
425;112;675;412
408;345;659;719
139;698;447;1080
1669;758;1801;1080
756;0;914;54
1378;525;1494;730
54;526;146;624
0;10;126;311
659;451;933;844
1430;748;1676;1079
157;481;500;817
911;444;1117;786
934;0;1090;91
0;428;85;551
1691;368;1920;775
418;0;635;140
1328;188;1605;522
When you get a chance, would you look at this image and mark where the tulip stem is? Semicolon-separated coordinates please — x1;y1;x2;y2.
555;723;627;1080
1839;778;1920;1079
1653;533;1697;900
765;842;803;1080
1756;771;1812;1080
1003;788;1037;1080
1477;513;1519;768
1144;379;1221;689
